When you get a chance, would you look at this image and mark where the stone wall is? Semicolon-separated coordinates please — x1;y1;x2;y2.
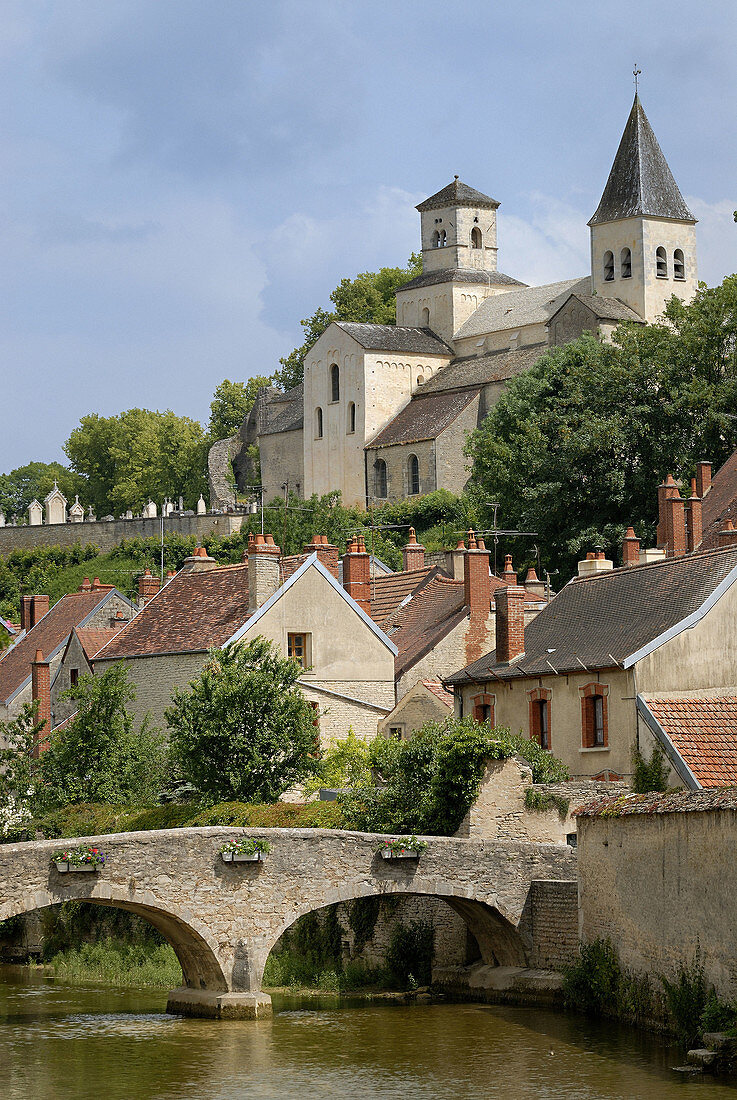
94;651;207;731
519;880;579;970
0;513;244;558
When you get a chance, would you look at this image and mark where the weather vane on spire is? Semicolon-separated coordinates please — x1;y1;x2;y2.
633;64;641;93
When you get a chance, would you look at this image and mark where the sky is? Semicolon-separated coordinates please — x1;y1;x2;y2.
1;0;736;473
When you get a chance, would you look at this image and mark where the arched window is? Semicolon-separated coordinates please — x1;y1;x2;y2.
620;247;632;279
656;246;667;278
416;375;424;387
408;454;420;495
330;363;340;403
374;459;387;499
347;401;356;434
674;248;685;281
432;230;440;248
603;251;614;282
421;306;430;326
470;226;482;249
315;407;323;439
439;229;447;247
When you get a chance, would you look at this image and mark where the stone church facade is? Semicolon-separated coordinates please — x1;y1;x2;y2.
210;95;698;511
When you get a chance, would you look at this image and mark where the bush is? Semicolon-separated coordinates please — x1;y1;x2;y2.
563;938;621;1017
662;950;709;1047
385;920;434;989
631;742;669;793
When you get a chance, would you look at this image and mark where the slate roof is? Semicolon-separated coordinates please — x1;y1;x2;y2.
419;343;549;395
549;293;643;324
334;323;453;356
416;179;500;212
0;589;129;705
258;384;304;436
641;694;737;788
698;450;737;551
367;389;479;448
397;268;525;293
589;95;695;226
445;545;737;684
96;565;252;660
454;277;592;340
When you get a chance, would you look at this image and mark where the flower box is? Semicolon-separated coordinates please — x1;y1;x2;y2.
219;839;270;864
221;850;262;863
55;862;98;874
379;847;419;860
376;836;428;861
52;845;105;873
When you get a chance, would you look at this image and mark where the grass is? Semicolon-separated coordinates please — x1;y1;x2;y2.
47;937;182;989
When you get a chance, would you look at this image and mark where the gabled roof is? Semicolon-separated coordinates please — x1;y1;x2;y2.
589;95;695;226
0;589;131;705
698;450;737;551
397;268;525;293
75;627;122;661
454;278;592;340
445;545;737;684
547;293;643;325
416;179;500;212
369;567;438;627
367;389;479;448
638;693;737;789
333;323;453;356
385;573;468;677
418;343;549;395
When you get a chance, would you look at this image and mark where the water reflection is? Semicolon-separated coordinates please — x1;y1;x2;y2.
0;967;734;1099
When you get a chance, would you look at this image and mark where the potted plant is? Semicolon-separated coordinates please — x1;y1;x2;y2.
220;838;271;863
53;845;106;873
376;836;428;861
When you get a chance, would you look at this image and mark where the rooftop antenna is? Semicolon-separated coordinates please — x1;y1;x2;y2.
633;64;641;94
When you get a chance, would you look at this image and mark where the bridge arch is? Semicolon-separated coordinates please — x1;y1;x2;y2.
0;884;228;993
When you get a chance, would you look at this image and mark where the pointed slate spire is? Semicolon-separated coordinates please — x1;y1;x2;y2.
589;95;695;226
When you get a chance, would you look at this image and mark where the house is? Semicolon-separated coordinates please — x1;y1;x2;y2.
50;625;123;728
378;679;454;740
93;537;397;744
446;543;737;784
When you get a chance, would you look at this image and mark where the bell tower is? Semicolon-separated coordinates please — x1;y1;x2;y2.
417;176;500;274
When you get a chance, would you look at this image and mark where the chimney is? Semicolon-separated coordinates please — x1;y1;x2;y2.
622;527;640;566
464;530;491;619
523;565;546;598
79;578;92;592
180;545;219;574
342;536;371;615
657;475;686;557
578;551;614;577
501;553;517;586
29;595;50;628
696;461;712;499
686;486;703;553
402;528;426;572
494;583;526;664
19;595;32;633
303;534;340;580
138;568;161;606
31;649;51;757
718;520;737;548
248;533;281;611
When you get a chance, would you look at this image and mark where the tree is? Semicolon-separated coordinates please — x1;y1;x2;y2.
38;665;167;810
466;275;737;579
0;703;46;836
0;462;81;519
208;377;271;441
272;254;423;390
165;638;320;803
64;408;208;515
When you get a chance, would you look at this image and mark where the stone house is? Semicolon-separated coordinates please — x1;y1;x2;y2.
212;94;698;510
50;626;122;729
378;679;453;740
446;543;737;784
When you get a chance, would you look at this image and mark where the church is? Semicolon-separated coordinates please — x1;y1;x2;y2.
209;95;698;511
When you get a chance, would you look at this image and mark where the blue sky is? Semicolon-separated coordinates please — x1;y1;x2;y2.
2;0;736;473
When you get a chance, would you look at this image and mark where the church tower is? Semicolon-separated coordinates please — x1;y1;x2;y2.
589;94;698;323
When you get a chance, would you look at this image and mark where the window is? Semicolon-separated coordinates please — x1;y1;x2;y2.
537;701;549;749
375;458;387;499
439;229;447;247
592;695;605;746
287;632;308;669
471;226;482;249
408;453;420;495
315;407;323;439
580;683;609;748
347;401;356;434
421;306;430;326
388;725;404;740
432;230;440;248
620;247;632;279
70;668;79;687
656;246;667;278
472;693;495;726
603;251;614;282
674;248;685;281
528;688;551;750
330;363;340;403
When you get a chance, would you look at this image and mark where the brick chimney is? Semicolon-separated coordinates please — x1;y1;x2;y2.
248;533;281;611
403;528;426;572
180;545;219;574
686;482;703;553
22;594;50;629
303;534;340;580
622;527;640;566
342;536;371;615
718;520;737;547
19;596;32;633
138;568;161;606
79;578;92;592
494;582;526;664
696;461;712;499
31;649;51;758
657;475;686;557
501;553;517;585
463;531;492;664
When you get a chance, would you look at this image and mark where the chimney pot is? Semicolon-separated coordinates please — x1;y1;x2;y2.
622;526;640;566
403;527;426;572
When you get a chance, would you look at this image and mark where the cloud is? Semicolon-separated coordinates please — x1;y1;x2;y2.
495;193;591;286
685;197;737;286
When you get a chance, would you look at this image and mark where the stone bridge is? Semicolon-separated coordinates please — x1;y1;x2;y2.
0;827;577;1017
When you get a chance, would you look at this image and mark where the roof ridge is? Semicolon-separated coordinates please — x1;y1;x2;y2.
573;544;737;584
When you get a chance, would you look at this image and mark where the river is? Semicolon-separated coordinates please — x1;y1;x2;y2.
0;966;734;1099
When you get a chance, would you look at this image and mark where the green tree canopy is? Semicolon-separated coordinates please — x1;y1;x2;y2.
466;276;737;579
208;376;271;441
165;638;321;803
64;407;207;515
272;254;423;390
0;462;82;519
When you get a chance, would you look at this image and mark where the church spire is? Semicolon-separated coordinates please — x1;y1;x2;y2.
589;96;695;226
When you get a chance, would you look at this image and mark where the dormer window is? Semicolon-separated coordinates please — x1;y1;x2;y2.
470;226;482;249
620;247;632;279
330;363;340;403
603;251;614;282
656;246;668;278
674;248;685;281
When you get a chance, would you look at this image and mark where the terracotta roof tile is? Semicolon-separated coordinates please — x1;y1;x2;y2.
386;574;467;677
75;628;122;661
368;568;437;627
422;680;454;709
644;695;737;787
699;450;737;550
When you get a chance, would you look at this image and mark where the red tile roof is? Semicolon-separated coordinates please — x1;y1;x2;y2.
422;680;454;709
644;695;737;787
700;450;737;550
387;574;468;677
96;564;251;660
369;568;437;627
0;590;123;705
76;628;121;661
